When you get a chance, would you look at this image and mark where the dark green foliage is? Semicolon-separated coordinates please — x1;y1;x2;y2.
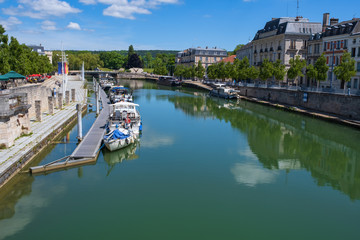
127;53;143;69
0;25;52;75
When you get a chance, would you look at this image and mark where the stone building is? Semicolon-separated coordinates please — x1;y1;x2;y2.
236;42;253;63
349;30;360;93
0;92;31;148
252;17;322;83
176;47;227;69
309;17;360;91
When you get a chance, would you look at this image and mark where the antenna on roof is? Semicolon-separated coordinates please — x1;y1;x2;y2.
297;0;299;17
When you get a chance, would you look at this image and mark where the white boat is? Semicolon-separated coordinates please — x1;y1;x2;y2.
109;86;133;103
107;102;142;135
103;128;137;152
209;87;239;99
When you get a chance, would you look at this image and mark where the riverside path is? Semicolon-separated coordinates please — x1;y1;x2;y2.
0;76;87;187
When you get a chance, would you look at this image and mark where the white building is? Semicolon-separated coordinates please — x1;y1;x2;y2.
349;32;360;93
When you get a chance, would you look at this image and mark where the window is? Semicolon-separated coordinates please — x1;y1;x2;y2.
337;41;340;49
308;45;312;54
353;78;358;89
344;40;348;49
357;62;360;72
278;53;281;60
352;48;356;57
358;47;360;57
205;57;208;62
324;42;327;51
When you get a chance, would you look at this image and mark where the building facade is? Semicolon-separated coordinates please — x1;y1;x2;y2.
349;32;360;93
176;47;227;69
251;17;322;83
236;42;253;63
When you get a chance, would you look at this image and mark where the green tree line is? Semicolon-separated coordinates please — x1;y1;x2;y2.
0;25;53;75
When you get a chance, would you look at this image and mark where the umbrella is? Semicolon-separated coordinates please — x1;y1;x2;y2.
0;75;9;81
3;71;26;79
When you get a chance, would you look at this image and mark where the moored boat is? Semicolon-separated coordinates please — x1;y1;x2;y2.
107;102;142;136
209;87;239;99
157;76;181;87
109;86;133;103
103;128;137;152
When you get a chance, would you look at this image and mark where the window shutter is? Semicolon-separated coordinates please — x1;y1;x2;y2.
327;56;329;64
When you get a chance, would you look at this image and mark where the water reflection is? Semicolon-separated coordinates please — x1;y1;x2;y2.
231;162;279;187
168;94;360;200
103;142;139;176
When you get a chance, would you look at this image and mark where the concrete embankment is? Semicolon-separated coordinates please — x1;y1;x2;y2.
0;76;87;189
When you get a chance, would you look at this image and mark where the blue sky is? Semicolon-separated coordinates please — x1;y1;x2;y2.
0;0;358;51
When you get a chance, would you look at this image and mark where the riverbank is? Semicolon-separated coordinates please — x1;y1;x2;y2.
177;79;360;130
0;76;87;189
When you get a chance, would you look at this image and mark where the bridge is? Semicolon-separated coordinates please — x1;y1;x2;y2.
69;70;158;81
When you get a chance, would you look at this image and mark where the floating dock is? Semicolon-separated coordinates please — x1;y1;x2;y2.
30;86;109;174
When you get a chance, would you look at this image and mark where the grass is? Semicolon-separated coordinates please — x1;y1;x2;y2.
99;67;114;71
143;68;154;73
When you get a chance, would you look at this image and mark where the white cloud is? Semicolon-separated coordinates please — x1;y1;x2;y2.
41;20;57;30
79;0;96;4
67;22;81;30
87;0;179;19
0;16;22;31
231;163;279;187
2;0;81;19
103;4;151;19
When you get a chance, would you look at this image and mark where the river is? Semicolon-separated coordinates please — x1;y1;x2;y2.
0;79;359;240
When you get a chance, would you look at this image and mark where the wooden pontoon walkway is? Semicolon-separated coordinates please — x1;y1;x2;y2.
30;88;109;174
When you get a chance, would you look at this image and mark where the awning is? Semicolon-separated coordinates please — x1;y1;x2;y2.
3;71;26;79
0;75;9;81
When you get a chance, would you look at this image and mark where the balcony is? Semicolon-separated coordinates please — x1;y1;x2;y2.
289;45;297;50
254;50;257;54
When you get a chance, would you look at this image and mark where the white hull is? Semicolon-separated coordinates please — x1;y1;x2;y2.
104;134;137;152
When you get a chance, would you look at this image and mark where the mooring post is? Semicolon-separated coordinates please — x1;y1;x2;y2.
58;93;63;109
71;88;76;102
65;90;70;105
76;103;83;141
35;100;42;122
48;96;54;115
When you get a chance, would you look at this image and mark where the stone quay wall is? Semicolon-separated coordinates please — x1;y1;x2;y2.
10;84;58;119
238;87;360;120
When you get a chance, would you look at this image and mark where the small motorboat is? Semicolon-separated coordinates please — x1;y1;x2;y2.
103;128;137;152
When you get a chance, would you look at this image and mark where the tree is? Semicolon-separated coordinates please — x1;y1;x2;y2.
145;52;152;68
127;45;135;59
314;55;329;87
174;65;185;79
195;61;205;80
248;66;259;80
334;52;356;94
225;62;234;80
0;25;10;74
259;59;273;85
288;56;306;88
153;58;167;75
127;53;143;69
306;64;317;89
236;57;250;81
273;60;287;85
232;44;244;55
207;64;216;80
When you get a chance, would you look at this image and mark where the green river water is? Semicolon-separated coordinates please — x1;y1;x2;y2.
0;80;359;240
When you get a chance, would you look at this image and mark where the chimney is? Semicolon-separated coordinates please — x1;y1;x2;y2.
323;13;330;32
330;18;339;26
